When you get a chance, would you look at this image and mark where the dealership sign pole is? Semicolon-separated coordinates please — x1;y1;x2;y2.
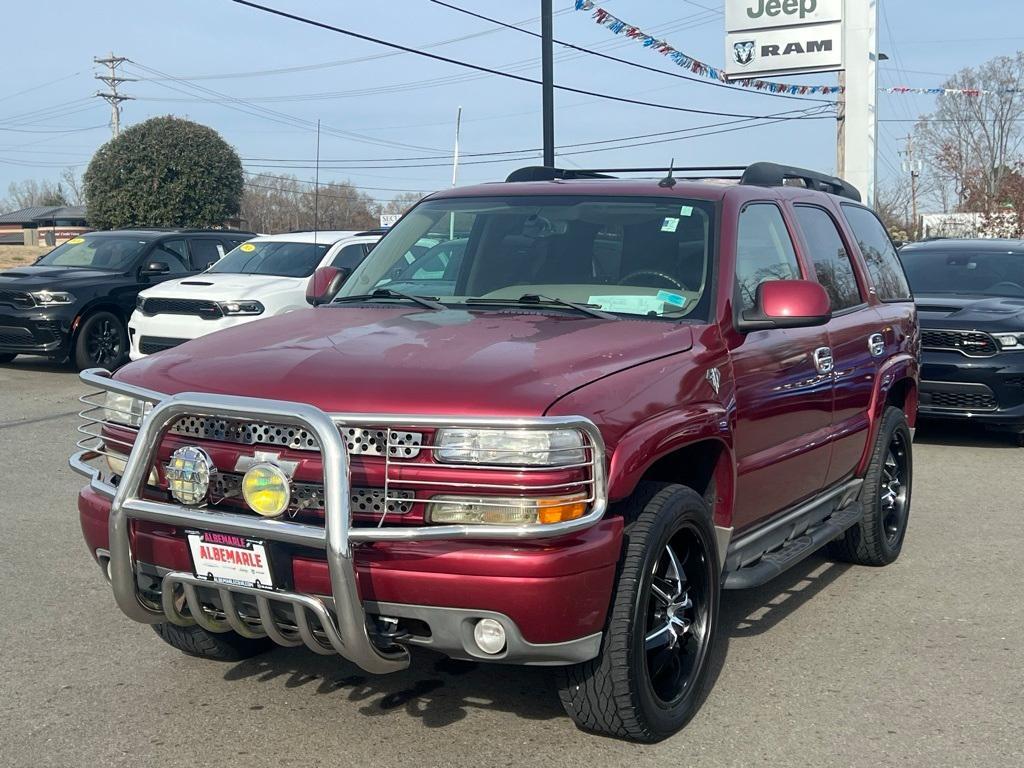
724;0;878;206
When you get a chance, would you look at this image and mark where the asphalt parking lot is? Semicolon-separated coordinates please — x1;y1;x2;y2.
1;356;1021;768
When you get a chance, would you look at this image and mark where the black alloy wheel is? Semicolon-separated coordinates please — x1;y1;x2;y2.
880;430;910;546
643;528;712;707
74;311;128;370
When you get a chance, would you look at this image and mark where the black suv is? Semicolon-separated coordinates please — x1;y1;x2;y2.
0;228;254;370
899;238;1024;440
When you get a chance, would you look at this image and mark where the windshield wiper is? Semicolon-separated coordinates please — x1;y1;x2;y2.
466;293;616;320
331;288;445;310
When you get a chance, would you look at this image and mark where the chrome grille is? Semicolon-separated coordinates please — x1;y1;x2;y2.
921;329;998;357
169;415;423;457
209;472;413;515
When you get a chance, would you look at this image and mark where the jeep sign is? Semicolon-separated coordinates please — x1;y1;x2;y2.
724;22;843;80
725;0;842;33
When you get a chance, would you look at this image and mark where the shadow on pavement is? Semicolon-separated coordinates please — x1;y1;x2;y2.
913;419;1021;449
0;355;76;376
223;645;564;728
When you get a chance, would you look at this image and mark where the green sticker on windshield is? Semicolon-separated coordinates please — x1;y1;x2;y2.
679;205;693;217
661;217;679;233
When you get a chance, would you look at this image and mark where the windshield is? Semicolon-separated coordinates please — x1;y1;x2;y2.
900;248;1024;296
338;195;716;319
35;235;148;271
208;240;330;277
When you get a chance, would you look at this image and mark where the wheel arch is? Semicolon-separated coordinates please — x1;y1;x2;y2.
71;298;129;344
606;405;735;529
858;353;918;474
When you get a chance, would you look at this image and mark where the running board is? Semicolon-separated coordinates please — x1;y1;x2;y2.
723;502;864;590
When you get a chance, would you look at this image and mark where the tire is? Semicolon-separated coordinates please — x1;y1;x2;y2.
0;353;15;364
557;483;720;743
73;311;128;371
829;406;913;566
152;622;274;662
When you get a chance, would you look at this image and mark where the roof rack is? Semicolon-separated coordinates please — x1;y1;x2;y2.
504;161;861;202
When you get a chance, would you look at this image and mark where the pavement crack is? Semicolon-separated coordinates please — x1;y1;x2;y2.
0;409;79;430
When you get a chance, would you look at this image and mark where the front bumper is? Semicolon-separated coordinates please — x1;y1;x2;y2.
919;348;1024;427
0;304;72;356
128;311;258;360
71;369;612;672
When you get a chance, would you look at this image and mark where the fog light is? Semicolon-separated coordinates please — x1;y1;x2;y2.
105;450;158;485
165;446;214;506
473;618;507;655
242;462;291;517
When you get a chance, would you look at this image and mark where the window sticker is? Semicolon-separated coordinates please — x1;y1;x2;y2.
679;205;694;217
240;243;256;252
657;290;687;308
588;295;667;315
68;237;85;244
661;217;679;233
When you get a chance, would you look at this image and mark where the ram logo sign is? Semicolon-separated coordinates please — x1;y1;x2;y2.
724;0;843;80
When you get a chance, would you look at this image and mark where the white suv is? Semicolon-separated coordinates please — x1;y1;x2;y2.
128;230;380;359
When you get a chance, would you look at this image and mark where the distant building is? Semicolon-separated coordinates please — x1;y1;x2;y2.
921;211;1019;240
0;205;90;246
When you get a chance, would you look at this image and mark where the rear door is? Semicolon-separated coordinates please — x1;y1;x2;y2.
729;202;834;531
790;203;877;487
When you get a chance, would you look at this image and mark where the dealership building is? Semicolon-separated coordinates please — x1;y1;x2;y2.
0;205;89;247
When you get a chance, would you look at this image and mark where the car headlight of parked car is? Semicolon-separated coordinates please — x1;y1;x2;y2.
103;391;153;427
434;428;585;466
427;493;589;526
217;300;265;316
994;332;1024;350
30;290;75;306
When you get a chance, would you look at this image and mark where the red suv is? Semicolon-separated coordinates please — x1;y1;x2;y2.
72;162;918;742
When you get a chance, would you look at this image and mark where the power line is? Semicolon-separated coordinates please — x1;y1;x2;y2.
228;0;839;120
426;0;833;104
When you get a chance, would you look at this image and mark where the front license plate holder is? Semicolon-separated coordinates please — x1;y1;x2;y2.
186;530;274;590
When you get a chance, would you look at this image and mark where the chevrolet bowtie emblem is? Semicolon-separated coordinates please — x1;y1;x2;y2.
233;451;299;477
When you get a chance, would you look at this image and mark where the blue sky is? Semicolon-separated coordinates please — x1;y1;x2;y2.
1;0;1021;207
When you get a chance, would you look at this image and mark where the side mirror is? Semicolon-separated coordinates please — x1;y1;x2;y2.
306;265;349;306
737;279;831;332
141;261;170;277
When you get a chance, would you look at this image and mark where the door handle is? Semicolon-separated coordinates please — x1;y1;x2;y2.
813;346;834;375
868;332;886;357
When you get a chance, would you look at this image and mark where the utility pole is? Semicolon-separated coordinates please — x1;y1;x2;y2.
541;0;555;167
836;71;846;180
900;133;923;240
94;53;135;137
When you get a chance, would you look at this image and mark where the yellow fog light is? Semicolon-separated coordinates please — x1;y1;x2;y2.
427;493;588;526
242;462;291;517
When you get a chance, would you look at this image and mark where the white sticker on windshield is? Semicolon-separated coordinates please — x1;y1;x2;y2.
661;217;679;233
588;295;667;315
679;205;693;217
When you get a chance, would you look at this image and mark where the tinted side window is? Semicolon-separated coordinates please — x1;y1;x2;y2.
794;205;862;311
189;239;223;270
330;243;368;270
735;203;802;312
841;205;913;301
151;240;190;274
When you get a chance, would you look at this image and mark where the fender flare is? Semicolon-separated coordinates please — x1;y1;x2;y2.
606;402;736;527
857;352;918;474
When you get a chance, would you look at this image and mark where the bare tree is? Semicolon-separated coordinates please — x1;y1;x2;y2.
382;191;426;216
60;167;85;205
915;52;1024;211
874;180;914;240
3;178;68;210
241;174;379;234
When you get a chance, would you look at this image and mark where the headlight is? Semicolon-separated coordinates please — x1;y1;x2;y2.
994;332;1024;350
427;493;588;525
30;290;74;306
103;391;152;427
434;428;585;466
217;300;264;316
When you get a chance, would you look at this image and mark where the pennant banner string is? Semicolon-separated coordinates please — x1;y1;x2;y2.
576;2;1015;97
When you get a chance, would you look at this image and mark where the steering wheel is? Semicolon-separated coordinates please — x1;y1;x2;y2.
618;270;687;291
988;281;1024;295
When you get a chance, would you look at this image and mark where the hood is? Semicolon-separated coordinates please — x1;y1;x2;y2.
0;265;121;289
915;294;1024;330
117;306;693;416
141;273;304;300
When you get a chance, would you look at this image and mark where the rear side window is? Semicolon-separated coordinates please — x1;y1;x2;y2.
330;243;368;270
793;205;862;311
735;203;802;312
841;205;913;301
188;239;223;270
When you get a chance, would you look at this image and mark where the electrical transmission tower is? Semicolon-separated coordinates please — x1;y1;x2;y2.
94;53;135;137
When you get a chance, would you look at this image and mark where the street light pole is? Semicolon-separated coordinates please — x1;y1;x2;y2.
541;0;555;167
